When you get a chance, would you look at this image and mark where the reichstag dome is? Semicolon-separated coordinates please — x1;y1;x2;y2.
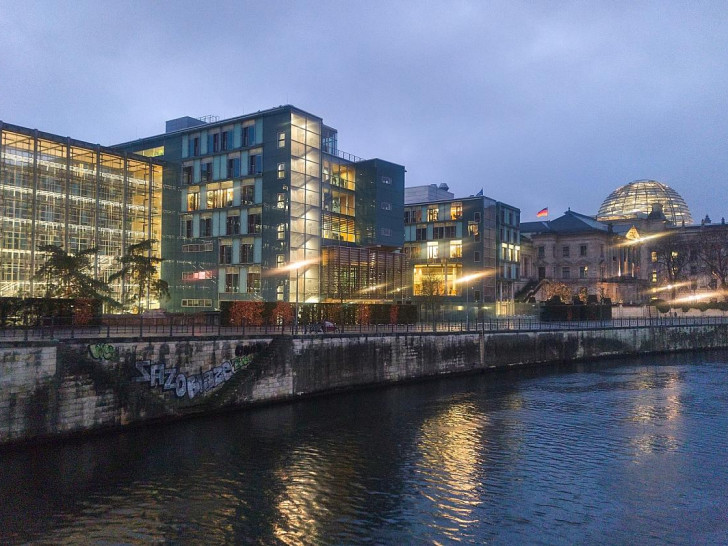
596;179;693;225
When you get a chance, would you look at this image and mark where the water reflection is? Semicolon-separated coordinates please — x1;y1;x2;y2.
1;351;728;544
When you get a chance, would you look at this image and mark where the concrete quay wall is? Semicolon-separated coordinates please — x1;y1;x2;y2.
1;324;727;446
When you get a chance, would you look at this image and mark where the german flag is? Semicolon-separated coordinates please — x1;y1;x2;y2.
536;207;548;218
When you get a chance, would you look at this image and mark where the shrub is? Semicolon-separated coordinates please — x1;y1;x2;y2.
229;301;264;326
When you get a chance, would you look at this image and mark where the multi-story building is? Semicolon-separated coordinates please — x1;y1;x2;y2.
115;105;406;311
0;121;163;308
403;186;520;317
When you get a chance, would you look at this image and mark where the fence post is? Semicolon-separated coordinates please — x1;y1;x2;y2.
139;314;144;338
107;322;110;339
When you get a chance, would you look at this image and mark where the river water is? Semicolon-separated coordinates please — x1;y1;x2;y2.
2;351;728;545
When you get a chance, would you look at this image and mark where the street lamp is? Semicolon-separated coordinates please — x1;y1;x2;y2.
455;272;490;332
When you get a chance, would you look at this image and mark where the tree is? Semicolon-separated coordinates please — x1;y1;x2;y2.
33;244;114;304
109;239;169;313
651;234;691;300
271;302;294;326
229;301;264;326
696;228;728;296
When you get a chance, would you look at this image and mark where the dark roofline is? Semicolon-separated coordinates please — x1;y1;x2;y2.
0;120;164;165
112;104;325;147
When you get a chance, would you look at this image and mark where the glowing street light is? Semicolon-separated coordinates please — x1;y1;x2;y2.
279;258;319;332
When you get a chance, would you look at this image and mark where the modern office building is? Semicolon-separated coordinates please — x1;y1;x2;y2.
403;187;520;316
0;121;163;309
115;105;406;311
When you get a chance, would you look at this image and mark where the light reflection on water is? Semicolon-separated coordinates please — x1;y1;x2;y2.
2;351;728;544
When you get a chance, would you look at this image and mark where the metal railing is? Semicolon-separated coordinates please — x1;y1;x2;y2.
1;315;728;342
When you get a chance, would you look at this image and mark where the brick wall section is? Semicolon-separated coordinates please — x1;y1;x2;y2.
1;325;728;446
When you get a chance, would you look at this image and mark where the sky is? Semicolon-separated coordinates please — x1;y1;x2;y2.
1;1;727;222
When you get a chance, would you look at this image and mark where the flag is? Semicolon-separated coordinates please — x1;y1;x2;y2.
475;188;483;197
537;207;548;218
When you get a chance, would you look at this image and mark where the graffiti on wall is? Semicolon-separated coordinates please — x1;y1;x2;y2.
88;343;118;361
131;341;267;400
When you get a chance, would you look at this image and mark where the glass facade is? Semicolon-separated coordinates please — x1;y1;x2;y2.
0;123;162;308
597;179;693;225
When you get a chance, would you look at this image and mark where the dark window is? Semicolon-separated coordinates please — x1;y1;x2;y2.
184;219;193;238
538;266;546;280
200;217;212;237
220;245;232;264
474;251;481;262
212;133;220;153
248;154;262;175
404;211;411;224
226;215;240;235
240;243;254;263
225;273;239;293
182;166;193;185
538;246;545;258
201;162;212;182
474;212;481;222
221;130;232;151
247;214;261;234
243;126;255;147
433;227;444;239
241;185;254;205
580;244;588;257
562;246;570;257
445;225;456;238
189;137;199;156
416;227;427;241
227;158;240;178
562;267;570;279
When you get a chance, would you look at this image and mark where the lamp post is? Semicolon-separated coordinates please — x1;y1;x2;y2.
466;282;470;331
294;267;300;333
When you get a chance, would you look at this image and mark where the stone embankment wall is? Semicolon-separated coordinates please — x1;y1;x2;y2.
2;324;727;446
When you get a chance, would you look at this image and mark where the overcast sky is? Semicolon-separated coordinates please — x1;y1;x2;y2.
1;1;726;222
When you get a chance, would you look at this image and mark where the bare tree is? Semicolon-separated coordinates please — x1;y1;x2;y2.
650;234;691;300
696;227;728;295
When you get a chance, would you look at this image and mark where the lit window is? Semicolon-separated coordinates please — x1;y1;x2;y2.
278;132;286;148
451;203;462;220
278;163;286;179
276;254;285;268
427;241;439;259
651;251;658;262
381;202;392;211
277;224;286;240
428;207;439;221
579;266;588;278
450;240;462;258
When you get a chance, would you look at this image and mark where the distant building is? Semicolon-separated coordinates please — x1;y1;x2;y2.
0;121;163;309
403;185;520;316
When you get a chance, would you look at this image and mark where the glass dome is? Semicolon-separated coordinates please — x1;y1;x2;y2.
597;179;693;225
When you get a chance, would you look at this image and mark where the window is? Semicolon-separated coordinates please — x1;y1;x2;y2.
225;273;239;293
416;227;427;241
381;176;392;184
381;228;392;236
243;125;255;147
226;215;240;235
183;218;193;238
247;214;261;234
276;193;287;209
562;246;570;257
381;202;392;211
200;217;212;237
427;242;439;259
189;137;200;156
222;130;232;151
276;254;285;268
220;244;232;264
538;246;545;258
579;266;588;279
181;298;212;308
468;222;479;238
182;166;193;185
651;271;658;283
278;162;286;179
278;132;286;148
433;227;445;239
562;267;570;279
212;133;220;153
201;162;212;182
450;241;462;258
651;251;658;263
451;203;462;220
538;266;546;280
187;191;199;211
474;212;481;222
580;244;588;257
240;243;254;263
428;207;439;221
249;154;262;175
277;223;286;240
473;290;481;302
404;210;411;224
206;188;234;209
182;270;214;281
227;158;241;178
182;242;213;252
445;225;456;238
247;272;261;294
474;251;481;262
242;185;255;205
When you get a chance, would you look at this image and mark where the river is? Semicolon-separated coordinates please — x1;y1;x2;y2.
2;350;727;545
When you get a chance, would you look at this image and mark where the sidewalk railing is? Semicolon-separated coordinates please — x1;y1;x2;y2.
2;315;728;342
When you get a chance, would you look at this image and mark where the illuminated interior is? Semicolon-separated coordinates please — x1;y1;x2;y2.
597;179;693;225
413;263;463;296
322;157;356;243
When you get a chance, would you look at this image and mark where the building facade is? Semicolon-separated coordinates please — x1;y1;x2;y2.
403;188;520;317
0;121;163;308
115;105;406;311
